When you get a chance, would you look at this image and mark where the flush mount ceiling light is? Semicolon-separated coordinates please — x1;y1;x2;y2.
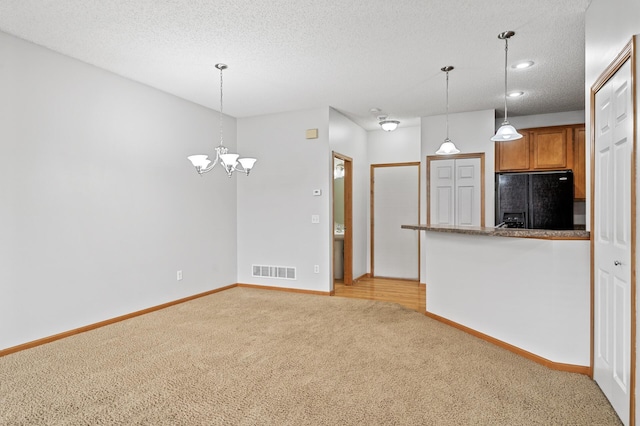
508;91;525;98
491;31;523;142
187;64;256;177
378;115;400;132
512;60;534;70
436;66;461;155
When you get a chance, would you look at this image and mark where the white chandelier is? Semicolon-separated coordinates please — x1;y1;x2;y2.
188;64;257;177
491;31;523;142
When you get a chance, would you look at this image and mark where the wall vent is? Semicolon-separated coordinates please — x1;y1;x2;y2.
252;265;296;280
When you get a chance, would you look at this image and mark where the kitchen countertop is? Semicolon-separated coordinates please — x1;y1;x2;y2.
401;224;590;240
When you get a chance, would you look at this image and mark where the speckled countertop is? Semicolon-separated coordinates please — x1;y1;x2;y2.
401;224;590;240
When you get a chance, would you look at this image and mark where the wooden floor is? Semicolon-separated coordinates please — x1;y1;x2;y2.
333;276;425;313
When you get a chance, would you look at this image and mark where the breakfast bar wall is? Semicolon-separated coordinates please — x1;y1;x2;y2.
404;225;591;369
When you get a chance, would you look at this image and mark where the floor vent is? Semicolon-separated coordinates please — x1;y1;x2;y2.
252;265;296;280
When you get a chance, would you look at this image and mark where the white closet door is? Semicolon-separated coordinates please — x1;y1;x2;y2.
594;59;632;425
430;158;481;227
429;159;455;225
373;165;419;280
455;158;481;227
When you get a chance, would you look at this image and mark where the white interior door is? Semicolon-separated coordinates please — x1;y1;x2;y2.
429;158;481;227
372;164;419;280
429;159;455;225
594;59;632;425
455;158;482;227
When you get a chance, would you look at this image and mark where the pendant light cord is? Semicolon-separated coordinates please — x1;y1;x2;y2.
503;37;509;123
445;70;450;140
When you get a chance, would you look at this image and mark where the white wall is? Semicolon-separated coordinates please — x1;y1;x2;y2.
237;108;332;292
425;232;590;366
329;109;369;281
504;110;585;129
0;32;238;351
367;126;421;275
421;110;495;284
367;126;421;164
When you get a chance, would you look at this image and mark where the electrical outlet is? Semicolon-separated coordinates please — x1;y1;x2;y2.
311;215;320;224
314;265;320;273
177;270;183;281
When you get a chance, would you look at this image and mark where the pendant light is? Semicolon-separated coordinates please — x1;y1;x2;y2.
436;66;460;155
491;31;523;142
187;64;257;177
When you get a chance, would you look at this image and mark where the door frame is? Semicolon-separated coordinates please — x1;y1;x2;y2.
333;152;353;286
590;37;637;424
370;162;421;279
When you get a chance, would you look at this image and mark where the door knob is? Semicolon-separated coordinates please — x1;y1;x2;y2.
614;260;622;266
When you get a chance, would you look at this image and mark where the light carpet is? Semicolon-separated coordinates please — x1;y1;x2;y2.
0;287;621;425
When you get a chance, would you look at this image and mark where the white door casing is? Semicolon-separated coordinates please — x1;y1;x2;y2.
372;164;420;280
593;58;633;425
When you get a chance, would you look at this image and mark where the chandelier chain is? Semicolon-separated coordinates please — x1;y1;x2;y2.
219;65;224;146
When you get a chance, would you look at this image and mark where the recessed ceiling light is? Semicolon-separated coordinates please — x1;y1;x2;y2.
508;91;525;98
512;61;534;69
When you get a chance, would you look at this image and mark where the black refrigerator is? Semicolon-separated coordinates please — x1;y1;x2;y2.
495;171;574;230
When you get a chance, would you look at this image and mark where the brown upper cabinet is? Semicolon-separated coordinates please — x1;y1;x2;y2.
572;127;586;200
530;127;573;169
495;124;586;199
496;131;530;171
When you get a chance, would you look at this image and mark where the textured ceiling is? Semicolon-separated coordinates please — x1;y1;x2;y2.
0;0;591;130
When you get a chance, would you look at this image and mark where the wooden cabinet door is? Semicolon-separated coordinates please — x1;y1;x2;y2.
573;127;586;199
531;128;572;170
495;132;529;171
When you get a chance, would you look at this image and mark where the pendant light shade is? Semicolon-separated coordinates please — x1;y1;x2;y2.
492;123;521;141
436;66;460;155
436;139;460;155
491;31;523;142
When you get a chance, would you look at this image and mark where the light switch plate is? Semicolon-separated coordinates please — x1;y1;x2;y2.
313;189;322;196
311;215;320;224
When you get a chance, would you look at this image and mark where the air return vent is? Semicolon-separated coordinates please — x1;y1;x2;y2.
252;265;296;280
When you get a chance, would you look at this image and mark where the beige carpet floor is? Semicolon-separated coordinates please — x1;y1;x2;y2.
0;287;622;425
